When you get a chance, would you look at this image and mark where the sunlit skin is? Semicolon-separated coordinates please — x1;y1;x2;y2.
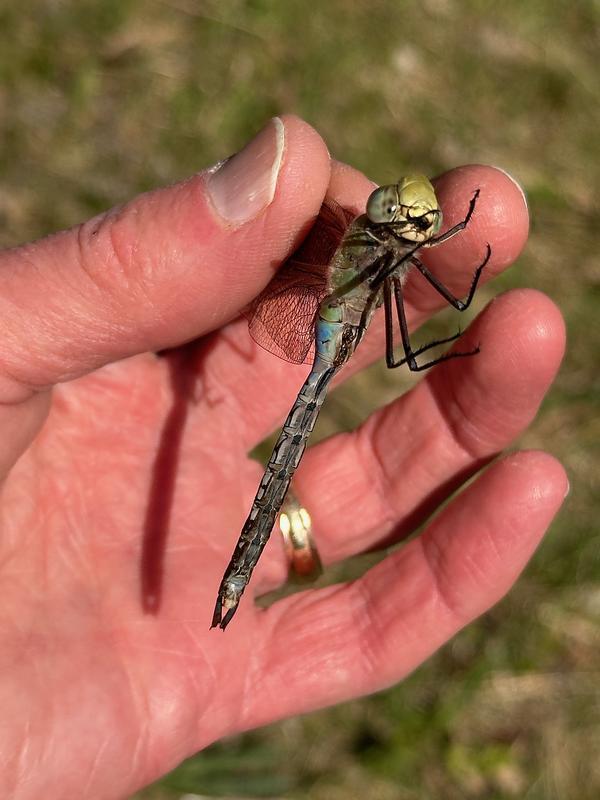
0;117;566;798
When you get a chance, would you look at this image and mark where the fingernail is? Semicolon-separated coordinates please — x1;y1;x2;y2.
491;166;528;211
206;117;285;225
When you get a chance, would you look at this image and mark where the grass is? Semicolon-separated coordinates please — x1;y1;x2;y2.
1;1;598;797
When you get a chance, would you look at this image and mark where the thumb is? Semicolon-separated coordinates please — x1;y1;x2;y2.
0;115;330;404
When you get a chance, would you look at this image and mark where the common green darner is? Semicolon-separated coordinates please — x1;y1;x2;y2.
212;174;491;630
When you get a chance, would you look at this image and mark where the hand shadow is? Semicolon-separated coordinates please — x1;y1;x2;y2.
140;338;214;613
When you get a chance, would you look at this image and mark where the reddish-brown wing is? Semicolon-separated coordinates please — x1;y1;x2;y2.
245;199;356;364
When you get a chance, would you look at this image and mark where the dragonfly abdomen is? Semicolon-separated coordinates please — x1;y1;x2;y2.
246;357;336;529
212;356;337;628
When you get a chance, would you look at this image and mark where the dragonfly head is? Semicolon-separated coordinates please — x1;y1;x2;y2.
366;174;443;243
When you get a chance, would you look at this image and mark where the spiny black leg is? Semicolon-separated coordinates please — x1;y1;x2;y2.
385;278;464;368
383;278;396;368
426;188;480;247
411;243;491;311
386;330;466;369
363;229;385;245
393;277;480;372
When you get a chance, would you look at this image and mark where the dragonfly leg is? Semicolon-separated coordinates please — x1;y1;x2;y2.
410;242;491;311
385;330;464;369
425;188;481;247
363;229;386;245
385;278;462;368
386;277;480;372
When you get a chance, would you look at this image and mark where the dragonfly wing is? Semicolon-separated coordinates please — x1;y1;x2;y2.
246;268;324;364
244;199;357;364
293;197;356;268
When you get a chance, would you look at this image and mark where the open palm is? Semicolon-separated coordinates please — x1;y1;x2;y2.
0;117;566;799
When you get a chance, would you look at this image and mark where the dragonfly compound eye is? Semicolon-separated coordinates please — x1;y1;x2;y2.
366;185;400;224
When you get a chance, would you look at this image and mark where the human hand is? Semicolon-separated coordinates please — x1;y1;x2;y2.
0;116;567;798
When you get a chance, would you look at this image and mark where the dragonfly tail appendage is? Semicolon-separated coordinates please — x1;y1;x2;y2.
212;359;336;630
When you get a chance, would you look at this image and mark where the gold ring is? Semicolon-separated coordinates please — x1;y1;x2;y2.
278;487;323;581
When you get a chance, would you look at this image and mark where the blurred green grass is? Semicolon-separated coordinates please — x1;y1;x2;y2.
1;1;598;798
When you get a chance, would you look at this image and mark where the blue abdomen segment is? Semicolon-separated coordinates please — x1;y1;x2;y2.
315;316;344;364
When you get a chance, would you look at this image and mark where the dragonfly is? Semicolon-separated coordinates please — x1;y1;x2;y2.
212;174;491;630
